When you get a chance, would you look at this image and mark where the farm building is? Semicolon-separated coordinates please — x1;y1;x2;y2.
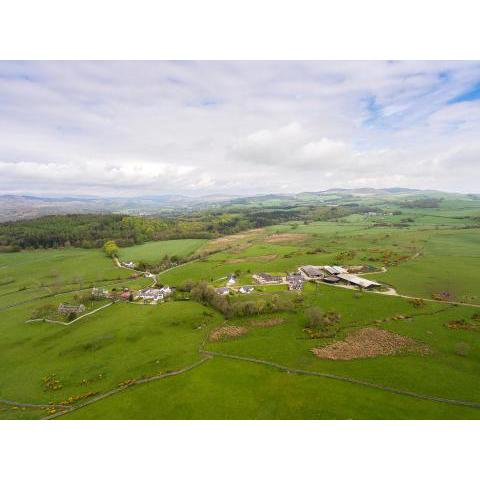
120;290;132;300
157;286;172;296
252;273;283;284
288;279;304;291
323;266;348;275
58;303;85;315
121;261;136;269
135;288;164;302
286;272;302;282
323;276;341;284
239;286;254;294
91;287;109;299
227;275;236;286
215;287;230;295
286;273;304;290
336;273;380;289
300;265;323;278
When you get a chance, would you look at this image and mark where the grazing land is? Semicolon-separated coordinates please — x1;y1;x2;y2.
1;189;480;419
118;239;208;264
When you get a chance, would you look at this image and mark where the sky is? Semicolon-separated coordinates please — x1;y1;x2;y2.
0;60;479;197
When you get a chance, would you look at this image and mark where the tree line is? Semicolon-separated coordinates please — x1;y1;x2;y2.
0;204;361;251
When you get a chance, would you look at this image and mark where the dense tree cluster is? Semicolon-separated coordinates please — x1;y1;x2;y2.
187;280;295;318
0;204;360;251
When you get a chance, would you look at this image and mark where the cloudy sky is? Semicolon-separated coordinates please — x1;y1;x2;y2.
1;60;479;197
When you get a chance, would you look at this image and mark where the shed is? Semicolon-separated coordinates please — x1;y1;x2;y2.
323;266;348;275
215;287;230;295
323;276;341;284
336;274;380;289
239;286;254;294
300;265;323;278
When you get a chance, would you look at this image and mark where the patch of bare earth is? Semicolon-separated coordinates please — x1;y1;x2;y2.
226;254;278;264
201;229;266;255
311;327;429;360
250;318;285;327
209;325;248;342
265;233;309;244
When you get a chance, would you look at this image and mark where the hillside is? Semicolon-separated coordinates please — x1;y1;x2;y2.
1;195;480;420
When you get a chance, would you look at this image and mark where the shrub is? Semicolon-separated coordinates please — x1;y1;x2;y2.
305;308;341;330
103;240;119;257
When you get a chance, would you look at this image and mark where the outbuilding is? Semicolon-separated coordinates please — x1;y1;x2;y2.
253;273;283;284
323;276;341;284
215;287;230;295
336;273;380;289
323;266;348;275
300;265;323;278
239;286;254;294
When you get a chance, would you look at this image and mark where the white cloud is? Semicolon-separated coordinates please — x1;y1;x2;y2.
0;60;479;196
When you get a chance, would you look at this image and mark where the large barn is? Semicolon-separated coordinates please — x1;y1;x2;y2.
300;265;323;278
336;273;380;289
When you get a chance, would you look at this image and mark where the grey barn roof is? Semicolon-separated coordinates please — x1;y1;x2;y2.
336;273;380;288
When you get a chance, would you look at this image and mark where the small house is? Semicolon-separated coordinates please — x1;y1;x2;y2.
92;287;109;299
215;287;230;296
122;261;136;269
135;288;164;302
239;286;254;294
158;286;172;297
227;275;236;286
120;290;132;300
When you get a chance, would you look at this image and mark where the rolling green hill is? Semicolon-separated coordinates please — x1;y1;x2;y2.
1;192;480;420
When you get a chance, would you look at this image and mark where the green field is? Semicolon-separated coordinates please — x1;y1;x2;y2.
118;239;208;263
0;248;134;310
2;200;480;420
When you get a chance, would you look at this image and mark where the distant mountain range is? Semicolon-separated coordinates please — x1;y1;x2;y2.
0;188;474;222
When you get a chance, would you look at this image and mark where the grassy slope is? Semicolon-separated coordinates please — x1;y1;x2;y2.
62;357;480;420
204;284;480;403
371;230;480;302
2;202;480;420
0;248;133;309
0;299;221;413
118;239;207;263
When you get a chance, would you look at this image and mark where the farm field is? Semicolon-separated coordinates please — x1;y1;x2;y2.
0;248;134;310
1;197;480;420
62;356;480;420
118;238;208;264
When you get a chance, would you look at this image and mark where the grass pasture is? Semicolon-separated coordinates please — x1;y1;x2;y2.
0;248;133;310
0;299;221;417
118;239;207;264
1;201;480;420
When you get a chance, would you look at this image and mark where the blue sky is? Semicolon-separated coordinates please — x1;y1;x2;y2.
0;60;479;196
448;81;480;104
